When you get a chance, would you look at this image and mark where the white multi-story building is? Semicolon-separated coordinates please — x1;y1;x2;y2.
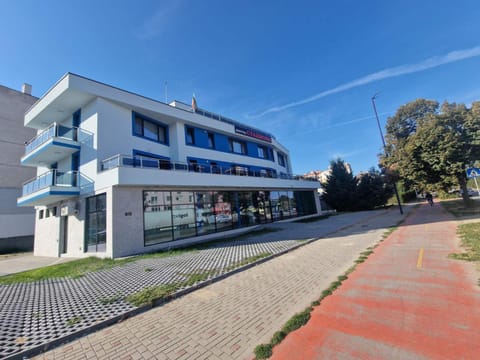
18;73;320;259
0;84;37;252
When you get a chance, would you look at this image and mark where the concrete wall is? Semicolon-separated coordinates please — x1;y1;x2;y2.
0;85;37;245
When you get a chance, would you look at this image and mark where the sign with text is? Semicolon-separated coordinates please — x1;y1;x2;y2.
235;126;272;143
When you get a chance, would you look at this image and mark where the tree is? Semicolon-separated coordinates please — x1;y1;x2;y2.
355;168;394;210
321;159;357;211
382;99;480;205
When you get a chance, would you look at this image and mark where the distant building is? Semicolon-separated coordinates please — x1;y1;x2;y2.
305;163;353;187
0;84;37;252
17;73;321;258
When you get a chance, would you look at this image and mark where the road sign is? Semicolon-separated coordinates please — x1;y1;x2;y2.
466;167;480;178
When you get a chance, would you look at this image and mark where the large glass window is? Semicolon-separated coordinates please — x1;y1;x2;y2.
133;113;167;144
196;192;216;235
86;193;106;252
288;191;297;217
295;191;317;215
238;192;256;227
144;191;173;245
172;191;197;240
214;192;233;231
254;191;271;224
279;191;291;218
141;190;316;246
278;153;286;167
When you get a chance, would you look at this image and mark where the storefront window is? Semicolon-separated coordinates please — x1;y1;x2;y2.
172;192;197;239
214;191;233;231
196;192;216;235
141;189;316;246
279;191;291;218
144;191;173;245
288;191;297;217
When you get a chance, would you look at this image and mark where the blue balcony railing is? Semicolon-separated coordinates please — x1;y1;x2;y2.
24;123;91;155
22;170;79;197
100;154;318;182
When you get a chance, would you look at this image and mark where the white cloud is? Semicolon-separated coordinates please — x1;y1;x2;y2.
252;45;480;117
135;1;183;39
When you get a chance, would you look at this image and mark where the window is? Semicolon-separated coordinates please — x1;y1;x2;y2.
39;210;44;219
86;193;107;252
207;132;215;149
258;146;266;158
229;139;246;154
46;209;50;218
186;127;195;145
133;113;167;144
278;153;286;167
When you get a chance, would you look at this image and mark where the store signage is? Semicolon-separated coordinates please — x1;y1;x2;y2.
235;126;272;143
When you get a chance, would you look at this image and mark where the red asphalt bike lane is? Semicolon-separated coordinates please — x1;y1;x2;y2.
271;203;480;360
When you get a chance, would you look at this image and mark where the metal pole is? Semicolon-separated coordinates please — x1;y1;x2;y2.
372;94;403;214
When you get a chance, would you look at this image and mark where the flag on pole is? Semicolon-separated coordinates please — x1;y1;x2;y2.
192;94;198;112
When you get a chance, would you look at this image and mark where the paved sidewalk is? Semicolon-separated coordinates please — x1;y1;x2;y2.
0;254;78;276
29;206;409;360
272;202;480;359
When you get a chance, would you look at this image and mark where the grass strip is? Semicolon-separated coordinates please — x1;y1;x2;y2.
125;270;216;307
253;224;401;359
0;249;196;284
441;198;479;218
0;227;281;285
225;252;272;271
448;222;480;262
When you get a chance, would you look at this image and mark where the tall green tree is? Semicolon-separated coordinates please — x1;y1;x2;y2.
321;159;357;211
382;99;480;205
356;168;394;210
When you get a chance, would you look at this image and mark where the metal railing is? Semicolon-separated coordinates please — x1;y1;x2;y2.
100;154;318;182
24;123;92;154
22;170;80;196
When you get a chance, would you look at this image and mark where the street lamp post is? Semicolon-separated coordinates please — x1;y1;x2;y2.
371;94;404;215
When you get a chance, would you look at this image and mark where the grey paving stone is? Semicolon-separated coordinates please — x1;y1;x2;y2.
0;207;408;359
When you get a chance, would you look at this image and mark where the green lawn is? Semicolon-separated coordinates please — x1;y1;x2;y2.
441;198;480;218
0;249;195;285
449;222;480;262
0;227;280;284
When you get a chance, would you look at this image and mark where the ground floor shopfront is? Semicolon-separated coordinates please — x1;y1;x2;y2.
34;187;320;259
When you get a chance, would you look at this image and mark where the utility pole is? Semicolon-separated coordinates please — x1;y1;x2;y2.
371;94;403;215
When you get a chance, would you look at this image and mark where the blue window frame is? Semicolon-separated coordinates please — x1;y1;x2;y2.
229;138;246;154
132;112;169;145
186;127;195;145
278;153;286;167
207;132;215;149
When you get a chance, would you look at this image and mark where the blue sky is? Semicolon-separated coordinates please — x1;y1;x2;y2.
2;0;480;174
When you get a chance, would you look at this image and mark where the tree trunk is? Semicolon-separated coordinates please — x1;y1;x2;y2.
458;175;471;206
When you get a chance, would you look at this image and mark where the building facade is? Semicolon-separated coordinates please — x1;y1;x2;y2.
0;84;37;252
18;73;320;258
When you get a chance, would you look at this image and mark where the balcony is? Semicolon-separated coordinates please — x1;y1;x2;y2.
21;124;91;167
17;170;81;207
97;154;320;190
